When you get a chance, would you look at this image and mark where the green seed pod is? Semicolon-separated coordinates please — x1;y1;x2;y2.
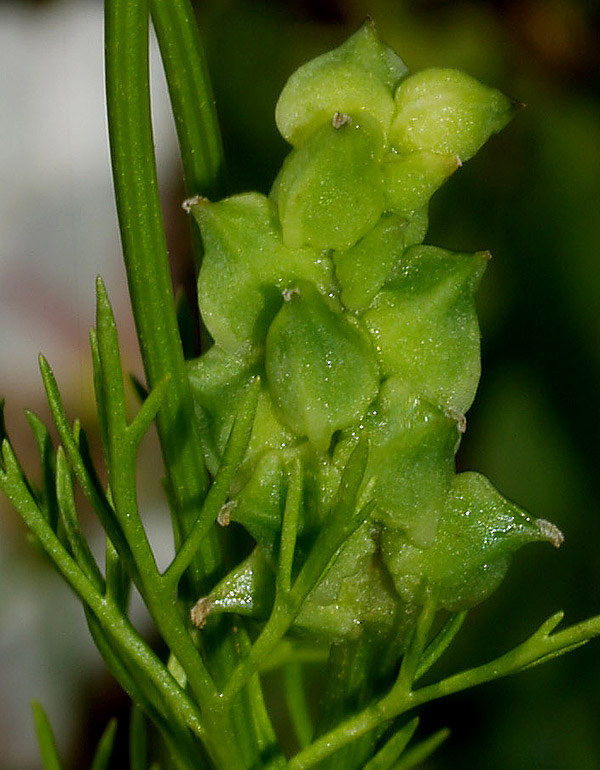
230;450;288;559
389;68;517;161
382;151;461;216
230;442;329;562
265;281;379;452
382;472;563;611
191;192;333;356
363;245;488;415
364;377;460;547
186;27;556;643
333;210;428;312
275;19;407;147
187;346;296;476
191;547;276;627
294;521;400;641
276;115;385;251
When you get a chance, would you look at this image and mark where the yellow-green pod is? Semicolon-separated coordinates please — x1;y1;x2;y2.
363;245;488;415
382;472;563;611
333;210;428;312
265;281;379;452
276;115;385;251
294;522;400;641
364;377;460;548
276;19;407;147
390;68;517;161
191;192;333;356
382;151;461;216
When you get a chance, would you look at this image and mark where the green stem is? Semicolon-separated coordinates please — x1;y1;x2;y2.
94;280;224;712
288;610;600;770
163;379;259;590
105;5;276;767
104;0;218;591
282;660;313;749
0;446;205;740
150;0;226;200
410;611;600;707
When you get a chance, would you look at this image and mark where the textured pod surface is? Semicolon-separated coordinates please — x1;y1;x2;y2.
363;377;460;547
265;281;379;452
277;115;385;251
275;19;407;146
333;211;428;311
382;472;563;610
382;151;460;216
193;192;333;355
186;23;560;641
363;245;488;414
390;68;516;161
294;522;400;639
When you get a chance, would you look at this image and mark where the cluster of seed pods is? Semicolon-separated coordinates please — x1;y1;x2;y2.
187;22;561;640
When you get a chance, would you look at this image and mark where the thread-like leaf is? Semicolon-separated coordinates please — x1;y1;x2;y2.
105;536;132;610
128;374;171;449
277;458;303;594
39;355;138;583
95;277;128;434
363;719;419;770
391;729;450;770
165;377;260;588
129;704;148;770
25;410;58;531
89;328;110;461
32;702;64;770
149;0;225;201
90;719;118;770
415;611;467;681
55;447;105;592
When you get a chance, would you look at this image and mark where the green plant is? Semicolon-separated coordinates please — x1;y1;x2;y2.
1;3;599;769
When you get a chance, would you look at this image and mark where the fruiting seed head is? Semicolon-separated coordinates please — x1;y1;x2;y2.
186;25;558;640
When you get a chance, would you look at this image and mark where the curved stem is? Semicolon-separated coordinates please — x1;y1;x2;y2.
288;610;600;770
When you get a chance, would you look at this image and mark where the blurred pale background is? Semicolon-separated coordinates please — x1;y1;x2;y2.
1;0;599;767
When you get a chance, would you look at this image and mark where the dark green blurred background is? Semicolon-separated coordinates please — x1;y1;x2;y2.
1;0;599;768
195;1;600;767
